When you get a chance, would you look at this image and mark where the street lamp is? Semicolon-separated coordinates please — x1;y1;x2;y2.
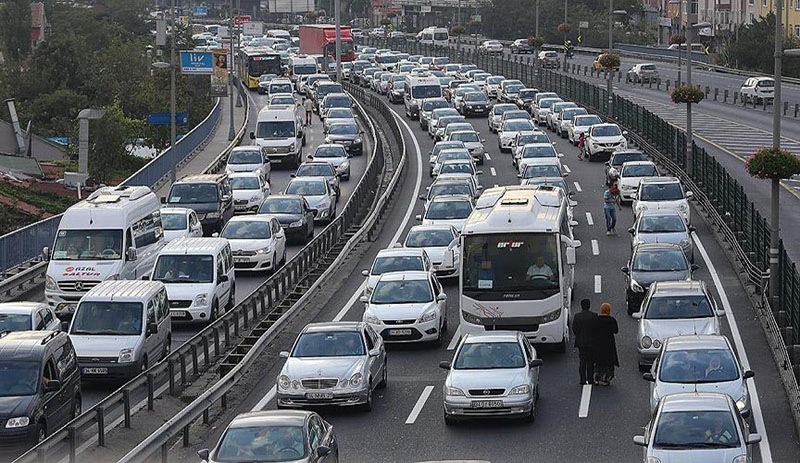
229;1;236;141
152;56;177;186
668;0;682;85
684;20;711;177
606;6;626;118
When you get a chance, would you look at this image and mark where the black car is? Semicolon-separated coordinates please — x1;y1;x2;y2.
514;88;539;112
258;195;315;244
325;122;364;155
621;243;698;314
0;331;81;448
163;173;234;235
510;38;535;54
605;149;648;185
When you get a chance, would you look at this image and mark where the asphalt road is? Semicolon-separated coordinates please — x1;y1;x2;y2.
168;85;799;463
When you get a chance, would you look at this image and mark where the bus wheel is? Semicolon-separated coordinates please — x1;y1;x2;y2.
555;339;567;353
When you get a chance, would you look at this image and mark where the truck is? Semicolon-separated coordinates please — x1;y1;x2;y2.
299;24;355;63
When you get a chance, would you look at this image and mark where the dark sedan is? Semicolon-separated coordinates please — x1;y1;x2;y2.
621;243;698;314
325;122;364;155
258;194;316;244
605;149;647;185
510;38;535;54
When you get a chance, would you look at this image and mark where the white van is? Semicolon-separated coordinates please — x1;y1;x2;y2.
150;237;235;324
418;26;449;47
68;280;171;381
288;55;318;83
44;186;165;320
250;106;305;168
267;29;292;41
404;75;443;119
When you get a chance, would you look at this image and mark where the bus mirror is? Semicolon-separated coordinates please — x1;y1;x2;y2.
443;249;455;269
42;247;50;262
566;247;576;266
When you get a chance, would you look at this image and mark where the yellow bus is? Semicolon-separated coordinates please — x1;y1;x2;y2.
238;47;284;90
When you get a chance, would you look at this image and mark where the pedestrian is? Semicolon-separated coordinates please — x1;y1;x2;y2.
577;133;586;160
603;182;622;235
303;97;314;126
593;302;619;386
572;298;598;386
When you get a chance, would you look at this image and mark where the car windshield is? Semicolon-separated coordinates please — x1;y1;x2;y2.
454;342;525;369
529;179;569;194
256;121;295;139
523;164;562;178
640;183;684;201
324;96;350;108
432;142;464;156
423;100;449;111
645;295;714;319
506;84;524;94
327;108;353;119
593;125;622;137
429;183;472;199
632;249;688;272
297;164;335;177
372;255;424;275
259;74;276;82
440;163;474;175
452;132;480;143
562;109;586;119
621;164;658;177
653;411;740;448
0;313;31;332
517;134;550;145
487;77;504;85
328;124;359;135
638;215;686;233
153;254;214;283
292;331;365;357
504;111;529;121
427;200;472;219
406;228;455;247
270;97;294;106
0;361;40;397
757;79;775;87
314;146;347;158
641;64;657;71
433;109;459;119
412;85;442;99
228;150;262;164
612;152;646;166
519;90;537;98
575;115;603;126
70;301;143;336
230;177;261;190
504;120;534;131
286;180;327;196
215;425;308;462
293;63;317;74
539;99;560;109
260;198;302;214
160;213;188;231
522;146;556;158
222;221;271;240
438;150;470;162
169;183;219;204
464;93;487;102
659;348;739;383
52;229;124;261
269;83;292;94
371;279;433;304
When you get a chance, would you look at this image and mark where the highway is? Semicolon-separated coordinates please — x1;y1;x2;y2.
162;83;799;462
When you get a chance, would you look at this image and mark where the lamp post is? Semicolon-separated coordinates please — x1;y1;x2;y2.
606;6;626;118
335;0;342;82
229;2;236;141
153;0;178;186
669;0;682;85
684;20;711;177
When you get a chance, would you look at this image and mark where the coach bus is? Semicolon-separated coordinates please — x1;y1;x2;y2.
238;47;284;90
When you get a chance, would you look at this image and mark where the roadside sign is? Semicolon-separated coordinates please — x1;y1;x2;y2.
579;21;589;28
180;51;213;75
234;15;252;26
147;112;189;125
192;6;208;16
242;21;264;36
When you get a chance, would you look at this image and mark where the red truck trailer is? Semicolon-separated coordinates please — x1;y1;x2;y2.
299;24;355;62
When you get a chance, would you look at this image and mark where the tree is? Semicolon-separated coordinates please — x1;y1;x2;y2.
725;13;800;76
0;0;32;62
84;102;146;184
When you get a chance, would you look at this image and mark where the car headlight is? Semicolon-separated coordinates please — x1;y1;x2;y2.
278;375;291;390
732;456;747;463
679;204;688;211
118;348;134;363
736;393;749;412
363;311;381;324
646;458;662;463
419;309;438;323
250;195;261;202
289;143;296;151
637;204;648;212
289;220;303;228
194;293;208;306
256;245;271;255
349;372;363;387
340;160;350;169
679;239;691;248
46;275;57;290
353;138;362;144
5;417;29;428
652;339;662;348
540;308;562;324
641;336;653;349
445;386;465;396
206;211;220;219
509;384;531;395
630;279;644;293
461;310;482;325
291;380;301;389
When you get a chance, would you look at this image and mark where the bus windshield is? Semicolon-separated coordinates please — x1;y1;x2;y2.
52;229;123;261
246;54;282;77
463;233;560;299
412;85;442;99
293;64;317;75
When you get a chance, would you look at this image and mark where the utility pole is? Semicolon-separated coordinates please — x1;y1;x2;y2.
170;0;177;185
770;0;783;308
335;0;342;82
607;0;613;118
228;1;236;141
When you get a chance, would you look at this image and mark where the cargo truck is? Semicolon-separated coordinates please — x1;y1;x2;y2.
299;24;355;63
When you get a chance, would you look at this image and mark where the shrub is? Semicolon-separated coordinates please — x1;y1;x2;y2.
598;53;621;70
671;85;705;104
379;17;392;26
669;33;686;45
527;36;545;48
557;22;571;34
746;147;800;179
450;25;466;36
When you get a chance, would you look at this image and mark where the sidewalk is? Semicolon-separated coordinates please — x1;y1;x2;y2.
154;94;247;198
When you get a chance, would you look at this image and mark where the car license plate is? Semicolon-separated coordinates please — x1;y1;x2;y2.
389;329;413;336
83;367;107;375
305;392;333;399
471;400;503;409
234;205;247;211
234;257;249;263
171;310;189;317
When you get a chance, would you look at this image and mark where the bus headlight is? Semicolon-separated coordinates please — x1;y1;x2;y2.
461;310;483;325
540;308;562;324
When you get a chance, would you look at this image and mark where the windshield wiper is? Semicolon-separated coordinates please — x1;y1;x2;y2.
654;442;693;449
684;441;735;448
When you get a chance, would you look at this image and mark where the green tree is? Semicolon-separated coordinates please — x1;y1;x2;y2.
83;102;147;184
0;0;32;62
724;13;800;76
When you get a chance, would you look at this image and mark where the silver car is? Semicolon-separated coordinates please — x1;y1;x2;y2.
634;393;761;462
283;177;337;224
634;280;724;370
403;224;461;279
629;210;695;263
643;335;754;417
440;331;543;424
487;103;518;133
309;144;351;181
276;322;387;411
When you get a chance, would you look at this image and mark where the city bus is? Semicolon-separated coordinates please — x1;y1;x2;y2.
454;185;580;351
238;47;284;90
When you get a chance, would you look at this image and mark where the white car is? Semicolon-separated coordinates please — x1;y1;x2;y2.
487;103;518;133
225;146;271;182
447;130;486;165
160;207;204;242
532;97;563;126
512;131;552;160
438;159;482;181
546;102;578;131
229;171;271;214
361;248;434;297
617;161;660;203
283;176;338;224
431;148;473;177
309;143;351;180
403;224;461;279
268;94;296;109
220;215;287;272
415;194;474;231
484;75;506;99
567;114;603;144
0;302;60;332
479;40;504;54
634;177;693;224
428;108;461;138
515;143;563;174
361;270;447;344
585;123;628;161
498;119;536;152
556;107;589;138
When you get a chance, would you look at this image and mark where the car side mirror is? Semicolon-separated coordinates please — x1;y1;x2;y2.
368;348;381;357
436;293;447;302
61;321;70;332
529;358;543;368
557;153;564;158
691;264;700;271
715;309;726;317
218;274;229;284
632;312;642;319
147;322;158;336
685;191;693;198
414;214;422;221
317;445;331;457
249;132;255;140
359;296;369;304
212;232;220;238
569;200;577;207
278;351;290;359
160;197;167;204
42;246;50;262
43;379;61;393
622;130;629;136
743;370;755;379
630;193;638;199
565;246;576;266
418;195;426;201
197;449;210;460
126;247;137;262
361;269;369;277
307;155;314;160
633;435;647;447
517;174;522;178
476;170;483;175
688;225;696;232
628;227;635;234
296;131;303;138
642;372;655;382
621;266;630;274
438;360;451;370
481;138;486;142
747;433;762;445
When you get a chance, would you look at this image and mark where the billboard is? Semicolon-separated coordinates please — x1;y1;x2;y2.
211;51;229;97
180;51;214;75
243;21;264;36
268;0;315;13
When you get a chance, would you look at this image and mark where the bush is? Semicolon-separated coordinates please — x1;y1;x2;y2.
669;33;686;45
746;147;800;179
527;36;545;48
597;53;620;70
450;25;466;36
671;85;705;104
557;23;571;34
379;17;392;26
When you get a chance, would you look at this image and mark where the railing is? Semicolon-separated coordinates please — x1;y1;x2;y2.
12;84;391;463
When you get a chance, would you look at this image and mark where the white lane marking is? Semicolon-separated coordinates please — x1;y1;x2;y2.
591;239;599;256
692;232;773;462
334;280;367;321
594;275;601;293
574;182;582;192
563;164;571;173
585;212;594;225
405;385;435;424
252;386;277;411
578;384;592;418
447;325;462;351
494;184;499;188
490;167;497;176
484;153;492;161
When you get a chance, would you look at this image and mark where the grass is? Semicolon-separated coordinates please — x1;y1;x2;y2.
0;182;78;215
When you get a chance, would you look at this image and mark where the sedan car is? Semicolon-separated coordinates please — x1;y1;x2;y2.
510;38;534;54
633;393;761;462
605;149;648;185
448;130;486;165
514;88;539;113
538;50;560;68
429;140;467;168
0;302;60;332
518;161;565;182
532;97;563;126
515;143;563;173
325;122;364;156
487;103;518;133
498;119;536;152
438;159;482;179
197;410;339;463
268;94;296;109
225;146;271;182
258;195;315;244
361;247;434;297
617;161;660;203
257;73;278;94
160;207;204;242
622;243;698;314
284;177;337;224
440;331;543;424
361;271;447;344
585;123;628;162
554;107;588;138
229;171;271;214
511;131;552;159
419;98;450;130
627;63;659;83
484;75;506;99
423;177;481;203
479;40;504;54
295;161;340;197
415;194;475;231
428;108;461;138
322;108;356;133
220;215;287;273
643;335;754;417
458;91;492;117
634;177;693;224
309;144;350;181
276;322;386;411
499;83;525;105
567;114;603;145
629;210;695;263
403;224;461;279
431;149;473;177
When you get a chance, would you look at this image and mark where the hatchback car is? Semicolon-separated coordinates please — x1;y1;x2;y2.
438;159;482;179
158;207;204;243
258;195;315;244
644;335;753;417
518;162;566;182
0;302;60;332
479;40;504;54
198;410;339;463
322;108;356;133
514;88;539;113
419;98;450;130
622;243;698;314
458;91;491;117
567;114;603;145
555;107;588;138
431;149;473;177
626;63;659;83
515;143;563;173
605;149;648;185
440;331;543;424
403;224;461;279
229;171;271;214
423;177;481;203
324;122;364;156
532;97;563;126
617;161;660;203
294;161;340;197
538;50;560;68
512;131;552;159
510;38;534;54
276;322;386;410
220;215;287;273
283;177;337;224
428;108;461;138
498;119;537;152
484;75;506;99
225;146;271;182
448;130;486;165
416;194;475;231
487;103;518;133
585;123;628;161
629;210;695;263
634;280;723;368
634;177;693;224
740;76;775;105
309;144;350;180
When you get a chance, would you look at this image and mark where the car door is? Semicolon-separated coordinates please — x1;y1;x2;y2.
42;355;70;428
272;219;286;259
521;336;539;387
41;307;59;331
144;298;160;363
366;326;385;381
33;309;45;330
189;211;203;237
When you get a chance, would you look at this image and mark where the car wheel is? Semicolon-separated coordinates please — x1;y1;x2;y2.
281;248;287;266
141;355;149;372
362;381;373;411
35;423;47;444
377;361;388;389
162;335;171;360
71;395;82;419
210;300;219;322
444;412;456;426
226;285;235;310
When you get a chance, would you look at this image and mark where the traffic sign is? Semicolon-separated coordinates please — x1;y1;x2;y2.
579;21;589;28
192;6;208;16
180;51;213;75
234;15;252;26
147;112;189;126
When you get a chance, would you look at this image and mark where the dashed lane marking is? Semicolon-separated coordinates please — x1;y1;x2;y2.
594;275;602;293
447;325;462;351
578;384;592;418
484;153;492;161
574;182;582;192
585;212;593;225
405;386;435;424
563;164;571;173
591;239;599;255
490;167;497;176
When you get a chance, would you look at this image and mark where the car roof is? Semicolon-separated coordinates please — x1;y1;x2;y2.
408;224;456;232
160;207;192;215
634;242;685;252
288;176;327;183
228;171;262;178
377;270;431;282
620;160;656;167
651;280;707;295
664;335;731;351
302;321;364;333
229;410;311;429
0;331;64;359
230;146;260;153
0;302;44;315
660;392;733;412
264;194;304;201
430;194;472;202
640;176;681;185
315;143;347;150
637;209;685;219
463;331;520;344
227;215;275;224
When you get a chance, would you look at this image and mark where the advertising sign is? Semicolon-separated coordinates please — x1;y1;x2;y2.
243;21;264;36
193;6;208;16
180;51;213;75
211;51;229;97
234;15;252;26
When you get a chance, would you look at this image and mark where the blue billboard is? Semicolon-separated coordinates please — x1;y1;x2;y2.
180;51;213;75
193;6;208;16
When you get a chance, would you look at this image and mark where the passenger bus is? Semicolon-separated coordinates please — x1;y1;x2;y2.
455;185;580;351
238;47;284;90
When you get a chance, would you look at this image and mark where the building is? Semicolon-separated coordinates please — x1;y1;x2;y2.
760;0;800;37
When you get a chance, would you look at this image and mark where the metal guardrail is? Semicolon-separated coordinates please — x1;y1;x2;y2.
11;84;386;463
117;84;407;463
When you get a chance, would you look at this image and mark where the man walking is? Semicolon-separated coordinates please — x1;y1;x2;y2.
603;182;621;235
572;298;598;385
303;97;314;126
